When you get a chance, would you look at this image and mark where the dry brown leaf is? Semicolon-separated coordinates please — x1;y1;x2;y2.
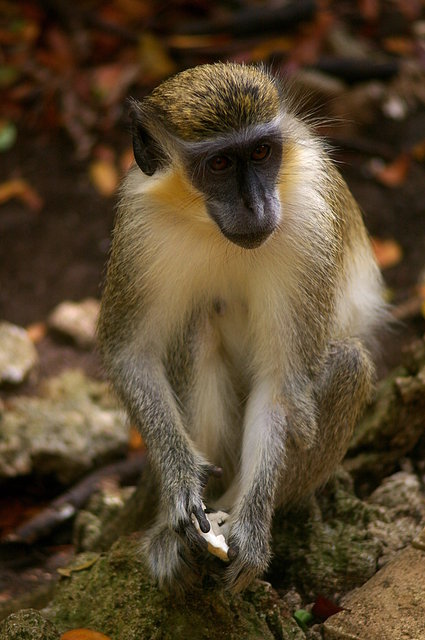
60;629;112;640
113;0;152;21
359;0;380;21
26;322;47;344
129;425;144;451
92;63;140;106
412;139;425;162
167;34;229;50
371;237;403;269
372;153;411;187
250;37;293;62
0;178;43;211
89;160;119;197
58;555;99;577
138;33;176;81
383;37;414;56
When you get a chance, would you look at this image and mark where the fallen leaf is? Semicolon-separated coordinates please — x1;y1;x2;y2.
0;178;43;211
138;32;176;81
129;425;144;450
412;139;425;162
0;121;17;151
396;0;422;20
89;160;119;197
92;63;140;107
60;629;112;640
250;36;293;62
58;554;99;577
293;609;313;631
167;34;229;50
383;37;414;56
371;153;410;187
26;322;47;344
312;594;344;620
0;66;20;87
359;0;380;21
371;237;403;269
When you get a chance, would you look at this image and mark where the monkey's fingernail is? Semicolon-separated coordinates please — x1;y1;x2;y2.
228;546;239;560
192;506;211;533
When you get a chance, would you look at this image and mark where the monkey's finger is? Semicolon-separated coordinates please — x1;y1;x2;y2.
192;504;211;533
204;506;217;514
200;465;223;489
227;545;239;561
185;523;208;553
207;465;223;478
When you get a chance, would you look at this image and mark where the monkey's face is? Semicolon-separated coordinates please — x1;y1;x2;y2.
183;125;283;249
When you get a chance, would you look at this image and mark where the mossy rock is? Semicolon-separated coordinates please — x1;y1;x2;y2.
0;609;59;640
44;536;303;640
269;472;382;598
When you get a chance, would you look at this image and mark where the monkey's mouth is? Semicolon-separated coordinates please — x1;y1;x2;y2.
224;228;275;249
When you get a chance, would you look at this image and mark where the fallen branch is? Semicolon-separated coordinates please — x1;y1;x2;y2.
392;296;424;321
172;0;316;37
2;453;146;544
314;56;399;82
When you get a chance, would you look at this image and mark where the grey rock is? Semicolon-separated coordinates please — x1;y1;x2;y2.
345;337;425;483
48;298;100;349
74;483;135;551
0;370;127;483
0;322;38;385
367;471;425;567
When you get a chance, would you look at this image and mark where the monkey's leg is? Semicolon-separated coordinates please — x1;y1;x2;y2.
143;508;209;592
277;338;375;506
224;379;288;592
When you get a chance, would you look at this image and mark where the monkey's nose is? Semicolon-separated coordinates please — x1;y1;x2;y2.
242;198;264;221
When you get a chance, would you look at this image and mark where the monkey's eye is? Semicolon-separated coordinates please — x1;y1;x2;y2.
251;144;271;162
208;155;232;172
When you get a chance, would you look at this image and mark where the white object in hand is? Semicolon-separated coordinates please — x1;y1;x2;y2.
191;506;230;562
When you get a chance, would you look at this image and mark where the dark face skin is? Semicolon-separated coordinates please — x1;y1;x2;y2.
183;126;283;249
131;112;283;250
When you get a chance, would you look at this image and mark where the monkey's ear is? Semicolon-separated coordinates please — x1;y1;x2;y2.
130;103;166;176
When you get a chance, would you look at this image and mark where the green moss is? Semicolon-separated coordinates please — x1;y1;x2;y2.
269;475;382;598
0;609;59;640
45;537;276;640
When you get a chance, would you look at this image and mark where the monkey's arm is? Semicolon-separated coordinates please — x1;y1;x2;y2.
225;378;289;591
97;297;218;546
123;357;218;525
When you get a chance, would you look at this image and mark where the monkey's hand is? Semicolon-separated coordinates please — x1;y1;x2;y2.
145;462;222;590
163;461;223;556
225;507;271;592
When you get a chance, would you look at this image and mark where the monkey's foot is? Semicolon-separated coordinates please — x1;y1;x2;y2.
225;523;270;592
143;523;203;592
